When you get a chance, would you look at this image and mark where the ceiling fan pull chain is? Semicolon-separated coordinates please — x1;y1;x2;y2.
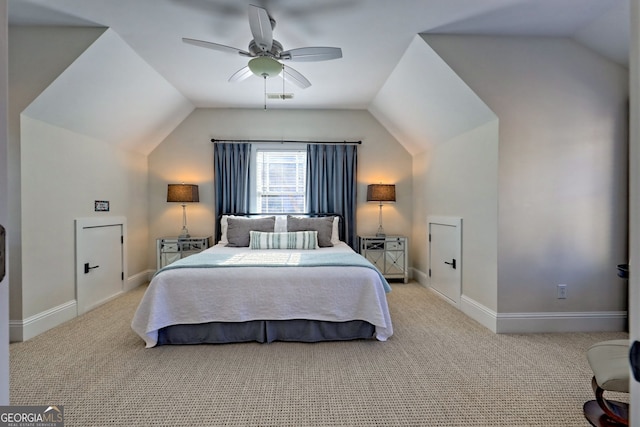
264;75;267;110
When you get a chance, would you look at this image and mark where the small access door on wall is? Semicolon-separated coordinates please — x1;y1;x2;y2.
75;217;127;315
428;216;462;306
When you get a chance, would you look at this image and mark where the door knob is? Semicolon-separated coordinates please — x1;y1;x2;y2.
84;263;100;274
444;259;456;269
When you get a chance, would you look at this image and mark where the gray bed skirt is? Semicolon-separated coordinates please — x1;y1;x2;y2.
157;319;376;345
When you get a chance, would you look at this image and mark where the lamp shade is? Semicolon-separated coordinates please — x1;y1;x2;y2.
167;184;199;203
367;184;396;202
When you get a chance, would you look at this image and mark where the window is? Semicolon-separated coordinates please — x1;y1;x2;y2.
253;149;307;213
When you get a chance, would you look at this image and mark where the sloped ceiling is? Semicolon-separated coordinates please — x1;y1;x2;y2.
10;1;629;156
9;0;628;110
369;35;497;155
573;0;630;66
22;28;194;155
428;0;629;66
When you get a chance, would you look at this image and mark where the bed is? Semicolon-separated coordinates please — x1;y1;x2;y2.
131;214;393;347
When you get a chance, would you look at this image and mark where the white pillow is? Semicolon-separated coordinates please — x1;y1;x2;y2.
219;215;235;244
331;216;340;244
219;215;228;244
249;231;318;250
274;215;287;232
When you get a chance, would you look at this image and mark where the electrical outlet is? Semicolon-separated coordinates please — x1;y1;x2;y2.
557;284;567;299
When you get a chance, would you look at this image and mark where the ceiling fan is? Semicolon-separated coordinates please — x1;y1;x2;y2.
182;4;342;89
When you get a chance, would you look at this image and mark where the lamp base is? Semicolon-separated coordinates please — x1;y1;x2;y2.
178;204;191;239
375;203;387;238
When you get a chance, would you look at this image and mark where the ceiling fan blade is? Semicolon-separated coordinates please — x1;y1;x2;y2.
280;47;343;62
182;38;250;57
282;65;311;89
229;66;254;83
248;5;273;53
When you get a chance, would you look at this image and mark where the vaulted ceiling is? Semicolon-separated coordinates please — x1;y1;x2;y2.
8;0;630;154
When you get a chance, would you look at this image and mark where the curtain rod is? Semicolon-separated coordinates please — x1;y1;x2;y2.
211;138;361;145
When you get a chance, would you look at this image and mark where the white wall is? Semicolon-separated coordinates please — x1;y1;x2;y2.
9;26;150;340
18;116;148;329
426;36;629;322
0;0;9;405
147;108;413;268
413;120;499;311
628;0;640;414
369;34;500;315
8;26;104;323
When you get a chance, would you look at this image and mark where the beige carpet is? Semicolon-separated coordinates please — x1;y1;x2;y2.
10;282;628;426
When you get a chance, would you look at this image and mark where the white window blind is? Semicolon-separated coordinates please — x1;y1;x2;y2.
255;150;307;213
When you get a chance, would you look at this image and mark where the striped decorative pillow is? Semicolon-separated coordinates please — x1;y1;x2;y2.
249;230;318;250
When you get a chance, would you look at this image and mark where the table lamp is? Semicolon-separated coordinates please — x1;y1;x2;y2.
167;184;199;238
367;184;396;237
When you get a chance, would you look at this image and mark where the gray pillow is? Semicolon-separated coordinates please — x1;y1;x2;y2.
287;216;334;247
226;217;276;247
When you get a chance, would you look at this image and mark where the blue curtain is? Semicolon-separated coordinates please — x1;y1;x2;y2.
306;144;358;249
213;143;252;239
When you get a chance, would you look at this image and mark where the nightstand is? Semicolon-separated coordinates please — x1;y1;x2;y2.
157;236;212;269
358;235;408;283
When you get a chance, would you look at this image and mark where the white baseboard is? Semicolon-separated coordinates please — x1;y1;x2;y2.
11;270;153;342
495;310;627;333
462;295;626;333
126;269;153;291
10;299;77;342
461;295;498;332
411;267;428;287
411;268;627;333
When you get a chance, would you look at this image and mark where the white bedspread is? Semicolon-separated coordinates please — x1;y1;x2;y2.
131;242;393;347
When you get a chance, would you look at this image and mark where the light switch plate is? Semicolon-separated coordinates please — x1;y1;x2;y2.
0;225;5;282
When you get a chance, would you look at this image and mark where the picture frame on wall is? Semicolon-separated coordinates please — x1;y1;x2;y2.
95;200;110;212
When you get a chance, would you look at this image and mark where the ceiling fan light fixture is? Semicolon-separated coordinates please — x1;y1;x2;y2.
183;5;342;90
248;56;282;78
